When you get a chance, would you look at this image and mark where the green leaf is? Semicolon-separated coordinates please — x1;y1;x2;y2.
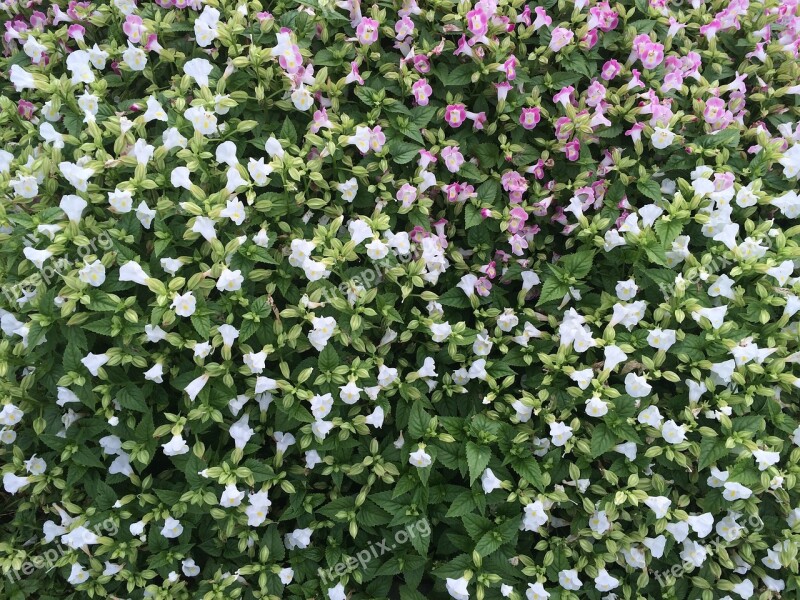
591;423;617;458
279;116;298;145
510;457;545;491
475;529;504;557
537;277;568;306
318;344;339;372
655;218;684;245
698;437;728;470
117;385;149;412
465;204;483;230
636;179;662;203
562;250;594;279
465;441;491;484
407;401;431;439
438;287;471;309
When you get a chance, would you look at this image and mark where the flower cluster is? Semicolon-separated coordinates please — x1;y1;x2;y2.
1;0;800;599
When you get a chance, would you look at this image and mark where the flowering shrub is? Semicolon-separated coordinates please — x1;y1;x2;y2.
2;0;800;599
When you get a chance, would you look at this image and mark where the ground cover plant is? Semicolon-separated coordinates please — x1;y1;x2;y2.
1;0;800;599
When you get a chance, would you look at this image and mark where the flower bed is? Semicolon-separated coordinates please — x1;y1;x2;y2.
1;0;800;599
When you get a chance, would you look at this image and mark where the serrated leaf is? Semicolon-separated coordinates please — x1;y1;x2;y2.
465;442;491;484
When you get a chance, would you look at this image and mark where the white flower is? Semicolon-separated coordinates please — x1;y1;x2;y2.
230;414;255;449
637;405;663;428
67;563;90;585
182;558;201;577
687;513;714;537
446;577;469;600
662;420;687;444
119;261;149;285
122;43;147;71
191;216;217;241
60;195;87;222
526;582;550;600
409;447;432;468
365;406;385;428
3;473;30;494
302;257;330;281
481;468;502;494
10;65;36;91
108;188;133;213
752;449;780;471
430;322;452;343
184;106;218;136
593;568;619;592
278;567;294;584
285;527;312;550
644;495;671;519
218;324;239;347
558;569;582;591
161;517;184;539
220;197;246;225
523;500;548;530
624;372;651;398
136;202;156;229
217;268;244;292
185;374;209;401
172;292;197;317
327;582;346;600
647;328;676;350
220;484;245;507
162;434;190;456
144;363;164;383
0;403;23;427
81;352;109;376
549;421;573;447
651;127;676;149
184;58;213;87
722;482;752;501
309;316;336;351
79;260;106;287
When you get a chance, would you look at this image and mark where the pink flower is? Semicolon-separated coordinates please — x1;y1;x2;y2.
345;61;364;85
564;139;581;161
586;81;606;107
549;27;574;52
68;24;85;41
310;108;331;133
466;8;488;37
443;183;462;203
395;16;414;41
145;34;162;53
18;100;35;120
601;59;622;80
640;42;665;69
356;17;379;45
396;184;417;208
703;97;726;125
495;82;513;102
532;7;552;30
412;79;432;106
369;126;386;152
508;234;528;256
520;107;541;130
441;146;465;173
412;54;431;73
508;207;528;234
468;111;487;130
553;86;575;106
454;35;473;58
445;104;467;128
418;150;437;169
588;2;619;31
580;29;598;50
476;277;493;296
123;15;146;44
517;6;532;26
501;55;517;81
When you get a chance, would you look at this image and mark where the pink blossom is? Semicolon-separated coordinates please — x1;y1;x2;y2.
501;55;517;81
68;24;85;41
601;59;622;80
640;42;665;69
369;126;386;152
123;15;146;44
703;97;726;124
586;81;607;107
495;82;513;102
553;86;575;106
310;108;332;133
466;8;488;37
588;2;619;31
516;6;532;27
395;16;414;41
580;29;599;50
355;17;379;45
564;139;581;161
508;234;528;256
532;7;552;30
441;146;465;173
508;207;528;234
412;79;432;106
396;183;418;208
445;104;467;128
475;277;493;296
418;150;437;169
18;100;35;120
519;107;541;130
345;61;364;85
412;54;431;73
549;27;574;52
